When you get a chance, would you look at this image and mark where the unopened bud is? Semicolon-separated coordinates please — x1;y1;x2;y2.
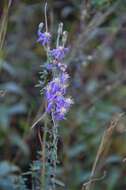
87;55;93;61
38;22;44;32
62;31;68;46
58;22;63;35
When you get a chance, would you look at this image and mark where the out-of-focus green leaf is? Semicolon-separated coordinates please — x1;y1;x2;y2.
0;161;19;177
0;82;24;95
107;168;120;190
8;103;27;115
67;143;87;158
9;133;29;156
0;60;17;76
105;155;122;164
0;103;27;129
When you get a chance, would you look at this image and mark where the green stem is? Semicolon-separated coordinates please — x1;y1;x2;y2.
51;112;58;190
41;117;48;190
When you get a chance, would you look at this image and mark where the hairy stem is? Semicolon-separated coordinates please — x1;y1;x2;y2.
41;118;48;189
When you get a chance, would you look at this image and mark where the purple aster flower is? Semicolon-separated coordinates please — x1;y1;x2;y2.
50;46;69;60
37;31;51;46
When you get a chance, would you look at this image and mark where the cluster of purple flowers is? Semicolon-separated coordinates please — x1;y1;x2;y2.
37;23;73;121
45;73;73;120
50;46;69;60
37;31;51;46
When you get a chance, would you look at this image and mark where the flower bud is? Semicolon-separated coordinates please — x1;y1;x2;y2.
62;31;68;46
58;22;63;35
38;22;44;32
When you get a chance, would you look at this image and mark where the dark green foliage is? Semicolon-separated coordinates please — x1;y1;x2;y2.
91;0;113;7
0;162;27;190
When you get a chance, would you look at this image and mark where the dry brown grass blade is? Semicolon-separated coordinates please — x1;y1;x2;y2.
82;171;107;189
31;112;47;129
82;113;125;190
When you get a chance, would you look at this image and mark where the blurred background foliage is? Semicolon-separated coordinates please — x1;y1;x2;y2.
0;0;126;189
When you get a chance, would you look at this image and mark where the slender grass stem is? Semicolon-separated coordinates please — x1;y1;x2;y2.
82;113;124;190
0;0;12;50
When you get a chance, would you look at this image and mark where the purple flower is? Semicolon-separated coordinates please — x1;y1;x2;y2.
37;31;51;46
57;62;67;72
45;63;53;70
46;77;64;101
45;75;73;121
45;73;73;120
60;73;69;84
37;20;73;122
52;60;67;72
54;97;73;120
50;46;69;60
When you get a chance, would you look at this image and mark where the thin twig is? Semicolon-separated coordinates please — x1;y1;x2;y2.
82;171;106;190
82;113;124;190
38;127;43;151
